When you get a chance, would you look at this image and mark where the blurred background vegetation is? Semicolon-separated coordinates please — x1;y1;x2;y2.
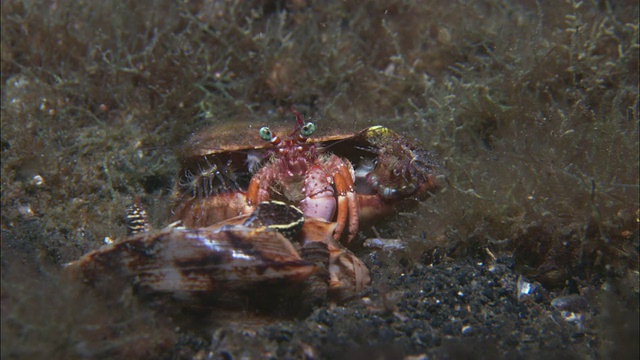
1;0;638;358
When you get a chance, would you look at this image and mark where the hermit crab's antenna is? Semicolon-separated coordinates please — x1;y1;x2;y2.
290;106;315;143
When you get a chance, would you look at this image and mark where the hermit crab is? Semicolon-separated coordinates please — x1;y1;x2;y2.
172;108;440;245
67;109;440;312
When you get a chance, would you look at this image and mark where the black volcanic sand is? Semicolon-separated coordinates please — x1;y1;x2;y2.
2;218;637;359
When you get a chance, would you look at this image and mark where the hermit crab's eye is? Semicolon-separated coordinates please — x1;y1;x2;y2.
259;127;272;141
301;122;316;137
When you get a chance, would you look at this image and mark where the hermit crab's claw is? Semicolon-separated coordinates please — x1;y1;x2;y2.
298;154;359;244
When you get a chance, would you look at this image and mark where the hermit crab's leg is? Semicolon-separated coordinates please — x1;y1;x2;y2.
324;155;359;244
247;125;286;207
246;164;277;207
331;171;350;241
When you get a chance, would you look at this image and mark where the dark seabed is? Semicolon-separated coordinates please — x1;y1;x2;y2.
1;1;638;359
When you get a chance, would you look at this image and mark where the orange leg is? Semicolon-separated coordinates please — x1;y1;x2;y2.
344;191;359;244
246;165;276;207
338;158;359;244
332;171;350;240
325;155;359;244
246;176;260;205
